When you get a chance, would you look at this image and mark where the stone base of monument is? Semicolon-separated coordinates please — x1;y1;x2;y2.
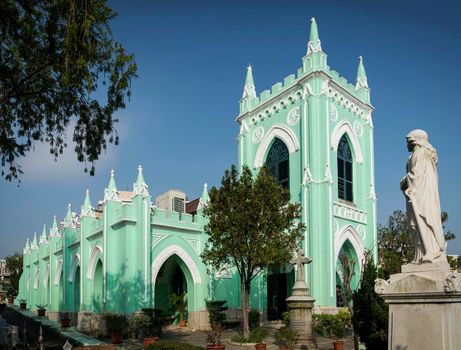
286;281;317;350
375;262;461;350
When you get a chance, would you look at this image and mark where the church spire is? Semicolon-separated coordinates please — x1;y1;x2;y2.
50;215;59;237
39;224;47;244
31;232;38;249
307;17;322;55
64;203;74;227
201;182;210;204
303;17;327;72
356;56;368;88
242;65;256;99
133;165;149;197
24;238;30;254
104;169;120;201
355;56;370;103
81;189;95;217
240;65;257;114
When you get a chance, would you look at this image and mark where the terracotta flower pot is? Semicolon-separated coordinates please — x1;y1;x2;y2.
19;302;27;310
7;298;14;304
255;343;266;350
37;309;46;317
111;332;123;344
61;318;71;328
207;345;225;350
144;336;159;349
333;340;344;350
179;319;186;327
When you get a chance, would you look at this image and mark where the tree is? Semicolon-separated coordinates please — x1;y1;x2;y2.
0;0;137;181
5;253;23;293
352;252;388;350
378;210;455;278
201;165;304;338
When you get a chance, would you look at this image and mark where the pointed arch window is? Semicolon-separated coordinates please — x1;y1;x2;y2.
266;138;289;189
337;135;353;202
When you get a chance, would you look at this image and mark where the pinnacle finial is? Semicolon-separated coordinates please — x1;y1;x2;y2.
242;64;256;99
111;169;115;177
309;17;319;43
134;164;149;197
138;164;143;172
201;182;210;205
356;55;368;88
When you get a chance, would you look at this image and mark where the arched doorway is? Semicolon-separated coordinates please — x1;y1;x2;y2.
93;260;103;312
154;254;192;322
336;240;360;307
73;266;81;314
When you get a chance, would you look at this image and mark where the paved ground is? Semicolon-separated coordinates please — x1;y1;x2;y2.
118;325;355;350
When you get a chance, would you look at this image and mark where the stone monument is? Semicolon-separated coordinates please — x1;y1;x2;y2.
375;129;461;349
286;248;317;350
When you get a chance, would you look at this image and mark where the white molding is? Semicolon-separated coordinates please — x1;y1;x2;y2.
152;244;202;285
68;254;80;283
33;268;40;290
331;120;364;164
54;259;63;285
87;245;103;280
254;124;300;168
334;225;365;272
43;264;50;288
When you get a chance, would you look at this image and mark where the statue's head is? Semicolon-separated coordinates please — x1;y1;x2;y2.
406;129;428;151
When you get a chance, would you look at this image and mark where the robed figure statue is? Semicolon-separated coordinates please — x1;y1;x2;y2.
400;129;447;264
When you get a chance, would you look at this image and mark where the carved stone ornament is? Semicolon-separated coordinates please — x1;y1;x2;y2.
252;126;265;144
374;278;389;295
443;274;459;293
287;106;301;126
329;102;338;122
353;120;363;137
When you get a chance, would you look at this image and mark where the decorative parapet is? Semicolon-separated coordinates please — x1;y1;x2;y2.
333;201;367;224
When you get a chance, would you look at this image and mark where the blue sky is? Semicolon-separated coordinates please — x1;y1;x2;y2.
1;0;460;258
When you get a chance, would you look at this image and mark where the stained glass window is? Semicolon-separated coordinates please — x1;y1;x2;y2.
337;135;353;202
266;138;289;189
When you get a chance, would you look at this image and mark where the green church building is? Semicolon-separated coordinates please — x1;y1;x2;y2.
17;18;376;331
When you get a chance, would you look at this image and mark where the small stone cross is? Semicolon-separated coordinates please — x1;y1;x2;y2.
290;248;312;282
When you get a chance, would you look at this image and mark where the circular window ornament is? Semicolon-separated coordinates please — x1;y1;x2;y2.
252;126;265;144
287;106;301;126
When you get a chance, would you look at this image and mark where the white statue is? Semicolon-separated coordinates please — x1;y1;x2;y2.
400;130;447;264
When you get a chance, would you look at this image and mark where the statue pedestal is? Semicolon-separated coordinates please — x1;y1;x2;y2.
376;264;461;350
286;281;317;350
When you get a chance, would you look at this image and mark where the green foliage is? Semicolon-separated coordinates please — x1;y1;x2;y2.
282;311;290;327
378;210;455;279
170;292;187;320
5;253;22;293
201;165;304;337
102;312;128;333
352;253;388;350
206;300;227;345
274;327;299;349
231;327;269;344
312;309;352;340
17;298;27;304
249;309;261;328
141;308;167;337
36;304;47;311
0;0;137;181
147;340;205;350
129;313;152;337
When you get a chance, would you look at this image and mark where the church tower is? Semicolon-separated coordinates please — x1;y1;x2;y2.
237;18;376;309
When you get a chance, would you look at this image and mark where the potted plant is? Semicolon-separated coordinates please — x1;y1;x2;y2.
129;312;159;349
251;327;269;350
18;298;27;310
103;312;128;344
6;287;16;304
206;300;227;350
249;309;261;329
274;327;299;350
313;309;352;350
60;312;72;328
170;292;187;327
36;304;47;317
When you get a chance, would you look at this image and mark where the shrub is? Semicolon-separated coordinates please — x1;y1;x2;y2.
147;340;205;350
313;309;352;340
274;327;299;350
282;311;290;327
206;300;228;345
352;254;388;350
129;313;152;337
249;309;260;328
142;308;167;337
102;312;128;334
231;327;269;344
